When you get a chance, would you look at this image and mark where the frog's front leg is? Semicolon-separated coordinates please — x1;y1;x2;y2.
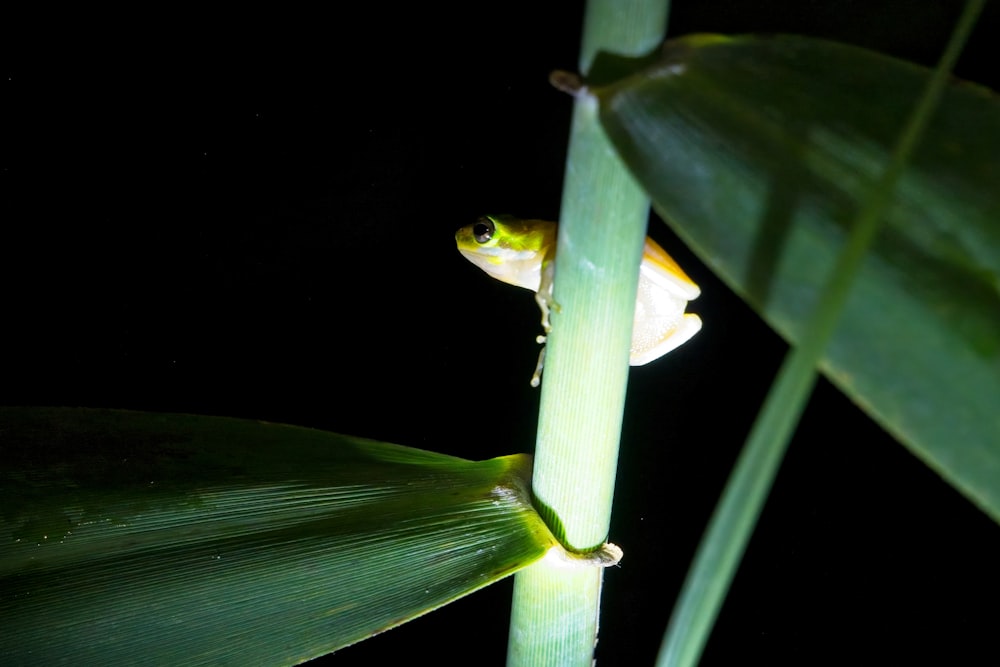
530;256;560;387
535;255;560;333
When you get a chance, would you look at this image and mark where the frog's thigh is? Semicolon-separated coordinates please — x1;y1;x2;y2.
630;313;702;366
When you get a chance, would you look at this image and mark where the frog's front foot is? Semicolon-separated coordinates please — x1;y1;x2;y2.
535;293;562;333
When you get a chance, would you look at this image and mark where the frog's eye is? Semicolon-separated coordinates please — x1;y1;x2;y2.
473;217;495;244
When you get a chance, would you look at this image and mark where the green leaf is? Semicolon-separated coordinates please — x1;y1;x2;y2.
596;33;1000;522
0;407;555;665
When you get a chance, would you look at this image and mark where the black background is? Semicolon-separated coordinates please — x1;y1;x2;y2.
5;2;1000;665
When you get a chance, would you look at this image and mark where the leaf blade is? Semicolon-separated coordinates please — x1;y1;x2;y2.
598;33;1000;522
0;407;555;665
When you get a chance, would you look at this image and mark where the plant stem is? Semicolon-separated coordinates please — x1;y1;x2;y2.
506;0;669;665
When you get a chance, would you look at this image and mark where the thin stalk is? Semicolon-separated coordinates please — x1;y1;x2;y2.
656;3;986;666
506;0;669;665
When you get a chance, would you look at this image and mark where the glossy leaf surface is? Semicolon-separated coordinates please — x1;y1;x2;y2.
598;34;1000;521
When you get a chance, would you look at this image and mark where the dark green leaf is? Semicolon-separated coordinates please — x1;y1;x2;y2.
598;34;1000;521
0;407;554;665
